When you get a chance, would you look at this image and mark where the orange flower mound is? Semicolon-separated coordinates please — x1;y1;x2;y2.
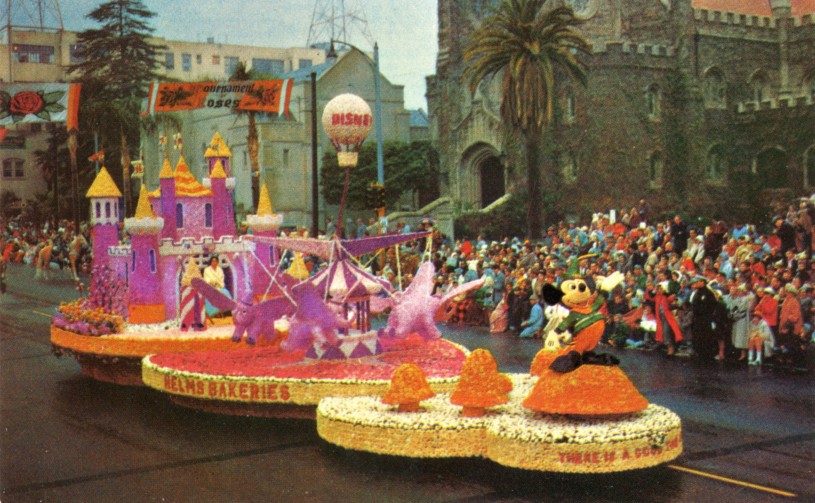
382;363;435;409
450;349;512;413
523;365;648;416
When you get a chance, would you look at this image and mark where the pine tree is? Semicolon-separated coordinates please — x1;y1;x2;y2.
68;0;166;216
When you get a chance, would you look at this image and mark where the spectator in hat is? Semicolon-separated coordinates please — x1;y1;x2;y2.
519;294;543;338
688;275;719;359
747;310;774;366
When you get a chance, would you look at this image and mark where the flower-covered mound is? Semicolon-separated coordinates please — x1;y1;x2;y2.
316;374;682;473
141;338;468;408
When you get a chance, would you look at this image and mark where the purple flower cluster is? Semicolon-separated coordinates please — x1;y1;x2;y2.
87;265;128;317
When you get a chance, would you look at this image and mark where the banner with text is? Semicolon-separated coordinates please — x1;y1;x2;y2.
0;83;81;130
144;79;293;116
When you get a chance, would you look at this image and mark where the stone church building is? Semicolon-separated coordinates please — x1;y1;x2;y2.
427;0;815;226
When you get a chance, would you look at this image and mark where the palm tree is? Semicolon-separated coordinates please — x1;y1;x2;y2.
229;61;262;208
463;0;590;238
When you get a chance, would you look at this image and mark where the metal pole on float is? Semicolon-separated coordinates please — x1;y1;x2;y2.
311;72;319;237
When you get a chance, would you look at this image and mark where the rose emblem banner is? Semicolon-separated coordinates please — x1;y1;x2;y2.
0;83;81;130
144;79;293;115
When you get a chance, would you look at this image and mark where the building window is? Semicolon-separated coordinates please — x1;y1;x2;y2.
252;58;285;75
69;44;84;64
646;84;661;119
225;56;239;76
212;54;220;65
648;150;664;187
565;94;576;123
706;145;726;181
205;203;213;227
12;44;55;64
299;59;312;70
182;53;192;72
804;73;815;101
196;54;202;64
149;249;157;273
105;202;111;218
2;158;24;179
95;202;101;219
703;67;727;108
176;203;184;228
165;52;175;70
131;250;136;272
283;148;290;169
749;71;771;102
269;245;276;266
562;151;577;184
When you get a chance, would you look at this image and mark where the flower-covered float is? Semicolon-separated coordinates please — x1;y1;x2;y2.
141;239;485;418
317;349;683;473
51;133;295;385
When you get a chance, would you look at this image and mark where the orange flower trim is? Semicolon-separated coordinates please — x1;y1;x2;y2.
529;349;558;376
53;299;125;336
381;363;435;410
450;349;513;411
50;326;237;357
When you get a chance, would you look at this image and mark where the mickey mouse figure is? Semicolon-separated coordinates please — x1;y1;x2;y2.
542;257;624;372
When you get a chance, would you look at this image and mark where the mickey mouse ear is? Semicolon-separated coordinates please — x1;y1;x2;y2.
542;283;564;306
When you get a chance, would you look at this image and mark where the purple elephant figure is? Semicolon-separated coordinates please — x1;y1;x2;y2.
191;278;296;344
281;282;352;352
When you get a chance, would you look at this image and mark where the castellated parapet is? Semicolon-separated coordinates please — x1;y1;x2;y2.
157;235;253;257
736;95;815;113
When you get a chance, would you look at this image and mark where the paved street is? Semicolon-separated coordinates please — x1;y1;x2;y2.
1;262;814;502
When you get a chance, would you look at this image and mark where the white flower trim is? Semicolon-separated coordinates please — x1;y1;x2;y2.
124;217;164;234
246;213;284;231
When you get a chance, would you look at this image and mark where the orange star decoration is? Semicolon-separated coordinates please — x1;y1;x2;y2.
381;363;435;412
450;349;513;417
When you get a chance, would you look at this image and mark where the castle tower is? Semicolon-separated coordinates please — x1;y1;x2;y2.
204;132;232;177
246;183;284;300
209;160;236;240
770;0;792;17
85;166;122;272
157;156;177;241
123;185;166;324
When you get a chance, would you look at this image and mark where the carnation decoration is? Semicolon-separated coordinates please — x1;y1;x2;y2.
382;363;436;412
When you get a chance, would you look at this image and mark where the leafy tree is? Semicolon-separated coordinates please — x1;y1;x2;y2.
34;126;70;217
68;0;166;216
463;0;589;238
320;141;439;211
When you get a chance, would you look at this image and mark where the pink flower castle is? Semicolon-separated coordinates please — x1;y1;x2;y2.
86;132;283;325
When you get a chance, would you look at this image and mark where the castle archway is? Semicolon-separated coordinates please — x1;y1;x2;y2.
459;142;505;209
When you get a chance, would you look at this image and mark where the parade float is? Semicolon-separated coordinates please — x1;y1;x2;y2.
317;349;683;473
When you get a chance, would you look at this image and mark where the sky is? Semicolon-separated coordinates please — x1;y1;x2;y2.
58;0;439;111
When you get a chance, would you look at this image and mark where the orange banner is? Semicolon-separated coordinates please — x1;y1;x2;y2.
145;80;293;115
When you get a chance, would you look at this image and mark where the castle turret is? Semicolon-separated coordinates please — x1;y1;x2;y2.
204;132;232;177
157;156;176;241
246;183;284;300
770;0;792;17
209;160;236;239
123;185;165;324
86;166;122;272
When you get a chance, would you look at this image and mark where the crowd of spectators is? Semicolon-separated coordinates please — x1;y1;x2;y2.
422;198;815;370
0;215;91;285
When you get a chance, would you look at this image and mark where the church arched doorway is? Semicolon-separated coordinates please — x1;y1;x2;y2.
460;142;505;209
